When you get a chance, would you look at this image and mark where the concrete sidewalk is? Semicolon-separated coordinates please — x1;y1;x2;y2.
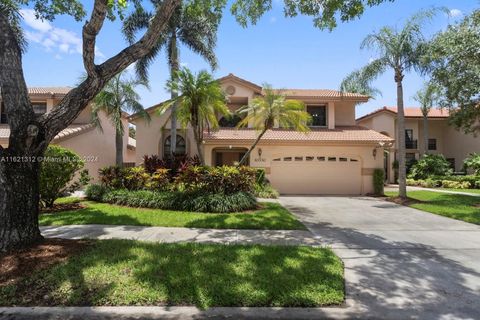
385;184;480;197
40;224;318;246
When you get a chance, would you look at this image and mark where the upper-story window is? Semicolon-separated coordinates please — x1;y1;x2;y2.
307;105;327;127
428;138;437;150
32;102;47;115
0;102;7;124
219;114;243;127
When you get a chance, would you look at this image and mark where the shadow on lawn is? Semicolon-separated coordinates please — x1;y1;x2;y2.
39;207;150;226
282;198;480;319
1;238;343;310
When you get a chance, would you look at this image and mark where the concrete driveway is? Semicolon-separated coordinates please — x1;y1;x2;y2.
280;196;480;320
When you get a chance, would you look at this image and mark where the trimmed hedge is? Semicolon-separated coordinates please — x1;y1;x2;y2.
86;185;257;213
406;175;480;189
373;169;385;195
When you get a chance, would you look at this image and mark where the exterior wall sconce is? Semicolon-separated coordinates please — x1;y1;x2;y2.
373;148;377;159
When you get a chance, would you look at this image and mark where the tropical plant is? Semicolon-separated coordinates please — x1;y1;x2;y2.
163;68;229;164
236;85;311;165
123;0;223;159
413;82;439;155
408;154;452;180
340;9;438;199
92;70;149;166
463;153;480;175
39;145;85;208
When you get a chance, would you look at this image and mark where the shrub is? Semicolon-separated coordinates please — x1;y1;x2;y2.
99;165;124;189
254;183;279;199
146;168;170;191
176;166;257;194
255;168;267;185
441;180;471;189
85;184;109;201
463;153;480;175
373;169;384;195
99;189;256;213
123;167;150;191
408;154;453;180
39;145;85;208
143;154;201;175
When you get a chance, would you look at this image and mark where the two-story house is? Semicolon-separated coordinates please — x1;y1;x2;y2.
131;74;393;195
356;106;480;183
0;87;136;180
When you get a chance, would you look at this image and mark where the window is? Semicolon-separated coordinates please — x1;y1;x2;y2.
0;102;6;124
294;156;303;161
283;157;292;161
317;156;325;161
405;129;417;149
328;157;336;162
307;105;327;127
32;102;47;115
339;157;348;162
428;138;437;150
305;156;314;161
405;129;413;142
163;135;186;158
219;114;242;127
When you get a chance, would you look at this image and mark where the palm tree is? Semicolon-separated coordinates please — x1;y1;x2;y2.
340;10;436;199
92;71;150;166
236;85;311;166
163;68;228;164
413;82;439;155
123;1;223;159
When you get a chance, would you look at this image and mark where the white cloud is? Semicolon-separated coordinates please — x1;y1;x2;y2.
20;9;103;59
449;9;463;18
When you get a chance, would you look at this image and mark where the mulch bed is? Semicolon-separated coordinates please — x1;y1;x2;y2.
384;196;422;206
0;239;91;287
40;202;86;214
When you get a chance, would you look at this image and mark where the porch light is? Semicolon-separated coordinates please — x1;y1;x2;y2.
372;148;377;159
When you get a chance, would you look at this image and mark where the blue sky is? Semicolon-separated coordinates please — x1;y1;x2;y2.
20;0;476;117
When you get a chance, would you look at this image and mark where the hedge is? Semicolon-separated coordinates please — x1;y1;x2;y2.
406;175;480;189
85;185;257;213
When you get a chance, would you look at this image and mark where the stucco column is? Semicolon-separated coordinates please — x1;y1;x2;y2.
328;102;335;129
46;98;54;113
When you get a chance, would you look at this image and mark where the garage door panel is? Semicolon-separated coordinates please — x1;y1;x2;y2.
269;159;362;195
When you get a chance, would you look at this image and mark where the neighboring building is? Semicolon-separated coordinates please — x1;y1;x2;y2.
356;106;480;183
0;87;136;180
131;74;393;195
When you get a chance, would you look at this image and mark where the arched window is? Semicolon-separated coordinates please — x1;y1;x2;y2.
163;135;186;158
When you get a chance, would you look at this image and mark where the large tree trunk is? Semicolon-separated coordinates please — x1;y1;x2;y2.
395;70;407;199
0;0;179;251
238;128;268;166
192;125;205;165
115;129;123;166
169;33;179;159
423;114;429;156
0;160;43;251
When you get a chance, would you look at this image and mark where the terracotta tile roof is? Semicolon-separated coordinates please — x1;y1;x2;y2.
0;124;95;141
275;89;369;100
357;106;450;121
204;126;393;144
27;87;72;96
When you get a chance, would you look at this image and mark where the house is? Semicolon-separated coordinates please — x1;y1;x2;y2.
356;106;480;183
0;87;136;180
130;74;393;195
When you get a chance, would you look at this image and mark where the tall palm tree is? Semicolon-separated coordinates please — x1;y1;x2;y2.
340;10;436;199
236;85;311;166
123;1;224;159
413;82;439;155
163;68;228;164
92;71;150;166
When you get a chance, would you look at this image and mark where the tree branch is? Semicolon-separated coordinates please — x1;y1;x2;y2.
82;0;108;77
41;0;180;142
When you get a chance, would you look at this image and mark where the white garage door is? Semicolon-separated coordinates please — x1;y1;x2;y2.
269;155;362;195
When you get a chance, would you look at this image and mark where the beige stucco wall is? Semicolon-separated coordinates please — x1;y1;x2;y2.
443;126;480;171
334;101;357;126
203;142;383;195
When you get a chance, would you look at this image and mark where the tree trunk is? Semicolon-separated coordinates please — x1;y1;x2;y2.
0;158;43;252
423;114;429;156
238;128;268;166
395;70;407;199
169;33;179;159
192;125;204;165
115;129;123;166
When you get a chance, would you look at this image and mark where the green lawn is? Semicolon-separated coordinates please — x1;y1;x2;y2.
40;201;306;230
442;188;480;195
0;240;344;308
385;190;480;224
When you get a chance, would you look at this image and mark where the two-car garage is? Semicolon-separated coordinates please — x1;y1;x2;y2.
268;155;363;195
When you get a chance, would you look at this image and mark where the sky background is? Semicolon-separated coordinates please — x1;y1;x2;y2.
19;0;477;118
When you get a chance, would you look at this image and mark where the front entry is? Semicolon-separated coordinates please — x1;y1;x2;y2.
213;148;249;166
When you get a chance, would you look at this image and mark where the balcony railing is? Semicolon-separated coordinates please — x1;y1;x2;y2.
405;140;418;149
